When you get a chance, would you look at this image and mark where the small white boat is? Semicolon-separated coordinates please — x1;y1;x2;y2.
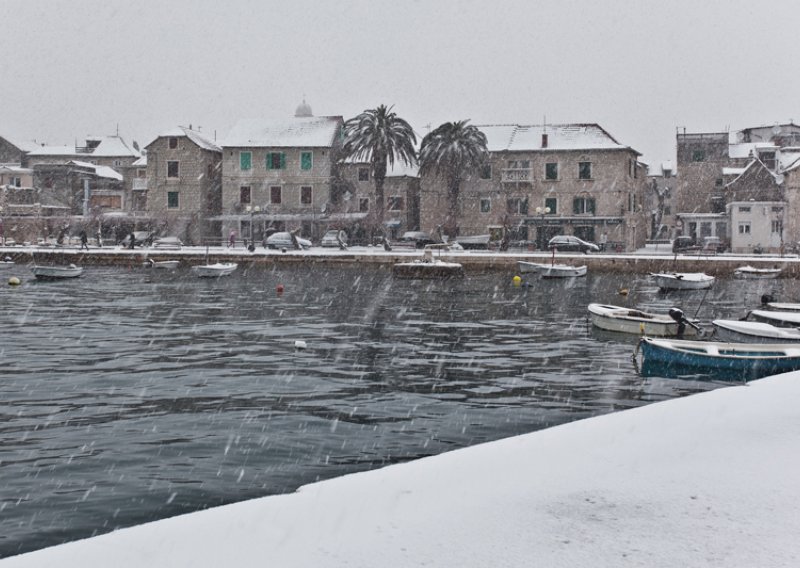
192;262;238;278
650;272;714;290
31;264;83;280
763;302;800;312
734;265;782;279
712;320;800;343
453;234;490;250
393;245;464;279
588;303;700;337
144;259;180;269
0;256;15;267
518;261;586;278
747;309;800;327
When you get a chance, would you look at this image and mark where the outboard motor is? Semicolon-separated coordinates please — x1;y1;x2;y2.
668;307;688;337
761;294;775;305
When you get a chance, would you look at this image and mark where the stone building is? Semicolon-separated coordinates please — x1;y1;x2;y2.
144;127;222;244
336;160;421;243
0;135;37;166
645;161;677;240
219;102;344;244
420;123;648;251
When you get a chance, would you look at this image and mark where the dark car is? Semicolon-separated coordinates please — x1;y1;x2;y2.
672;236;699;253
397;231;437;249
121;231;154;248
547;235;600;253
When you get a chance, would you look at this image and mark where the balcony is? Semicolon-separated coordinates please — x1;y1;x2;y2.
132;178;148;191
501;168;533;183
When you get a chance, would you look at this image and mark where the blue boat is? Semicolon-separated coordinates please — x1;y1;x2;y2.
636;337;800;380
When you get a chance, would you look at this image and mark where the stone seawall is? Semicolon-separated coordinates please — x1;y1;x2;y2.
2;246;799;277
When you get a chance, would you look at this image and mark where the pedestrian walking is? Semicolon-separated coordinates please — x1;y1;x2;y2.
228;230;236;248
79;230;89;250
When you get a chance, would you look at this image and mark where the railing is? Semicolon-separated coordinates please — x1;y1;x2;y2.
132;179;148;190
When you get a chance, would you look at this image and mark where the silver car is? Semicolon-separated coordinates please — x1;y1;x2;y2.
265;231;312;250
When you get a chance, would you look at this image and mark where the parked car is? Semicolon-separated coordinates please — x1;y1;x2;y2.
397;231;437;249
320;230;348;248
120;231;154;248
547;235;600;253
701;236;726;253
152;236;183;250
672;236;700;253
265;231;312;250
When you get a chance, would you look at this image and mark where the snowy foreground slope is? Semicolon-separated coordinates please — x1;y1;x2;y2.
4;374;800;568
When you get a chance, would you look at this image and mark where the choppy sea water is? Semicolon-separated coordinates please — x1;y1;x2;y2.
0;261;793;557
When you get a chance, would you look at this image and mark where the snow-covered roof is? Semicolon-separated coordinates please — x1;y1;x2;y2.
475;123;637;154
27;136;140;158
728;142;777;160
646;160;677;177
132;155;147;167
2;136;40;152
67;160;123;181
149;127;221;153
778;148;800;173
0;164;33;174
222;116;343;148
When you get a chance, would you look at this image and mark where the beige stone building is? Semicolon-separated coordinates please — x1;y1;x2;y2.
145;127;222;244
420;123;648;251
219;103;344;244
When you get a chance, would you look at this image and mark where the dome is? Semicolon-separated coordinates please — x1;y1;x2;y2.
294;98;313;117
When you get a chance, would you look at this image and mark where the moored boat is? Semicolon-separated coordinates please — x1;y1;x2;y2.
636;336;800;380
733;265;782;279
712;319;800;343
393;244;464;279
588;303;699;337
31;264;83;280
650;272;714;291
192;262;238;278
747;309;800;328
518;261;586;278
144;259;180;269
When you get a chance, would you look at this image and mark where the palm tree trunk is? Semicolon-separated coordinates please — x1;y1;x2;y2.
445;177;460;238
373;156;387;233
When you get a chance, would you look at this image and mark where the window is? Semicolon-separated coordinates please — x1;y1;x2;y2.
545;197;557;214
267;152;285;170
507;198;528;214
578;161;592;180
760;152;776;170
167;191;179;209
573;197;596;214
664;206;671;215
772;206;784;213
10;176;21;187
739;206;751;213
358;168;370;181
240;152;252;171
300;186;312;205
167;161;179;178
692;150;706;162
700;222;712;237
387;196;404;211
270;186;282;205
480;198;491;213
738;222;751;234
113;159;122;167
240;186;251;205
359;198;369;212
168;137;178;149
772;220;783;234
479;164;492;180
715;178;723;187
136;168;146;178
545;162;558;180
301;151;313;171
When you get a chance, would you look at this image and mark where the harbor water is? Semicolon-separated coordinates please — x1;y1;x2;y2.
0;262;795;557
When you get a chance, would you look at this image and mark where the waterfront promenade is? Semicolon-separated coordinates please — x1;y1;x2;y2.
2;244;799;277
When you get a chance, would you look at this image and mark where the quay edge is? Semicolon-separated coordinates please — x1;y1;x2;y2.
1;247;798;277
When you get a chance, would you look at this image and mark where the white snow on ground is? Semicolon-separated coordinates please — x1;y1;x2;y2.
3;372;800;567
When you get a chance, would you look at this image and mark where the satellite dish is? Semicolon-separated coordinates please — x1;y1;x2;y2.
773;125;783;135
736;132;745;142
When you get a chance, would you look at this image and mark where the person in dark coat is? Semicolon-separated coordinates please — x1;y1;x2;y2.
79;230;89;250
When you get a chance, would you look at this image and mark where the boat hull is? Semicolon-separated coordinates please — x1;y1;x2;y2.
651;272;714;290
192;263;237;277
748;310;800;327
734;266;782;279
588;304;698;337
712;320;800;343
518;261;586;277
638;337;800;380
31;265;83;280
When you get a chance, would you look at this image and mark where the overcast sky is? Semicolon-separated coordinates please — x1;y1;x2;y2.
2;0;798;165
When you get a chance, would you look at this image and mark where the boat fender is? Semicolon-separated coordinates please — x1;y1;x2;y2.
8;276;21;286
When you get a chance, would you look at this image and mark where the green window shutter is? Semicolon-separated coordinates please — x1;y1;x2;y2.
573;199;580;214
280;153;286;169
266;153;273;170
588;199;596;214
240;152;251;170
301;152;312;170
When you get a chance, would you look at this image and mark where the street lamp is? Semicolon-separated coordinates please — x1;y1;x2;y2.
535;206;551;249
245;205;260;252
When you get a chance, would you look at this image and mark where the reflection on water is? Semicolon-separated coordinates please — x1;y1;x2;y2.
0;263;796;557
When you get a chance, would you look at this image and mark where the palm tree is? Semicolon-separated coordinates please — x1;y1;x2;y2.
342;105;417;231
418;120;488;238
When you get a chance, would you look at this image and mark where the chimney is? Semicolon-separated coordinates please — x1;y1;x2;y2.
541;133;548;148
